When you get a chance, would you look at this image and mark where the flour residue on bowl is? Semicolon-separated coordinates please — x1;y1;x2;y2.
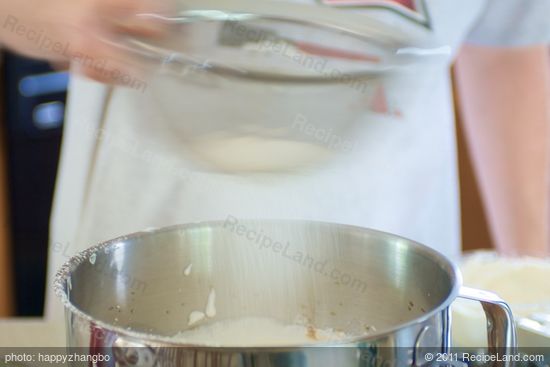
174;317;350;347
205;289;216;318
187;288;216;326
188;311;206;326
183;263;193;276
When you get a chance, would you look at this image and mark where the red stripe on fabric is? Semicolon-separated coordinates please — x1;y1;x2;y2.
322;0;416;11
294;41;381;63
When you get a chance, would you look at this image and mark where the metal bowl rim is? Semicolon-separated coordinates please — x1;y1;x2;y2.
131;10;408;82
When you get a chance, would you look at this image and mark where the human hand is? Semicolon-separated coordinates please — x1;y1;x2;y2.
0;0;173;85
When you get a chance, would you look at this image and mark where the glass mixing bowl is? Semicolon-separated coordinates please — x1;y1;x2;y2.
121;6;441;173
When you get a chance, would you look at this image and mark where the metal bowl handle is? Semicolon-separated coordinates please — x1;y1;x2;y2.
458;287;517;363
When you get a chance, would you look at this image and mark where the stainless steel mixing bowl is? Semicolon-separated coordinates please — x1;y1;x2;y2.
55;220;516;366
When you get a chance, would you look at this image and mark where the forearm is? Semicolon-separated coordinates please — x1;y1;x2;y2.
1;0;169;83
454;45;550;257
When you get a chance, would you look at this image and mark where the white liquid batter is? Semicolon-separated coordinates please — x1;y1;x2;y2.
174;316;349;347
187;135;331;172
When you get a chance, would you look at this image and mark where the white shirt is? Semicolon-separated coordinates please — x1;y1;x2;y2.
45;0;550;318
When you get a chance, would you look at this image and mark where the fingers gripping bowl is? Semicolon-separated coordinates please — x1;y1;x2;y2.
55;221;516;366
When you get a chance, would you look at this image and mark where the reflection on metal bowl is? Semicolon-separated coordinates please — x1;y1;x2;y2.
56;221;515;366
